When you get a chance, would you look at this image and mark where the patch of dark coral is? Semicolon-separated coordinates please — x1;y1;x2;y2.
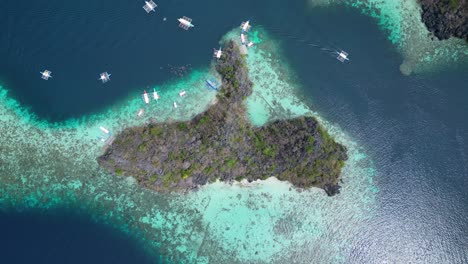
419;0;468;41
98;40;348;196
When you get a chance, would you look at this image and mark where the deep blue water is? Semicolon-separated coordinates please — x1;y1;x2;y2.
0;0;265;121
1;0;468;263
0;209;157;264
283;10;468;261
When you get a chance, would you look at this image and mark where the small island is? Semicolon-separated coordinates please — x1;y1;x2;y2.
98;41;347;196
419;0;468;41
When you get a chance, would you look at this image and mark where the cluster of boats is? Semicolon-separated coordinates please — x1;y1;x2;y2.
144;0;194;30
137;89;159;117
90;17;250;143
141;0;195;117
136;88;187;117
40;71;112;83
240;21;255;51
37;2;348;144
40;1;349;83
39;1;195;82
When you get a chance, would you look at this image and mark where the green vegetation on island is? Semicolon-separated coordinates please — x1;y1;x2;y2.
98;40;347;196
419;0;468;41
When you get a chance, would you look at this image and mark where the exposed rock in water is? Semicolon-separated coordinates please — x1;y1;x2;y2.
98;41;348;196
419;0;468;41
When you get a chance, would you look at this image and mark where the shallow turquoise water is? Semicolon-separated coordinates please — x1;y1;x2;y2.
0;28;378;263
1;0;467;263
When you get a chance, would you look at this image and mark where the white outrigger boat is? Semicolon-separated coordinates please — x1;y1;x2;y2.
142;90;150;104
213;48;222;59
173;101;177;108
97;126;114;144
153;89;160;100
143;0;157;13
40;70;52;80
99;72;111;83
240;21;251;32
336;50;349;62
239;21;254;48
240;33;247;44
179;90;186;97
178;16;194;30
137;108;145;117
99;126;110;134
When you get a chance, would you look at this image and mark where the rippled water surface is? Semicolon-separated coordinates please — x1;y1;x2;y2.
1;0;467;263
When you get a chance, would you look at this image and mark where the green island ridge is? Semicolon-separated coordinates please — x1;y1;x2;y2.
98;40;347;196
419;0;468;41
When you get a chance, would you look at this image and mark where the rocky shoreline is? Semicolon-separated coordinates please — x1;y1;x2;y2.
419;0;468;41
98;41;348;196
